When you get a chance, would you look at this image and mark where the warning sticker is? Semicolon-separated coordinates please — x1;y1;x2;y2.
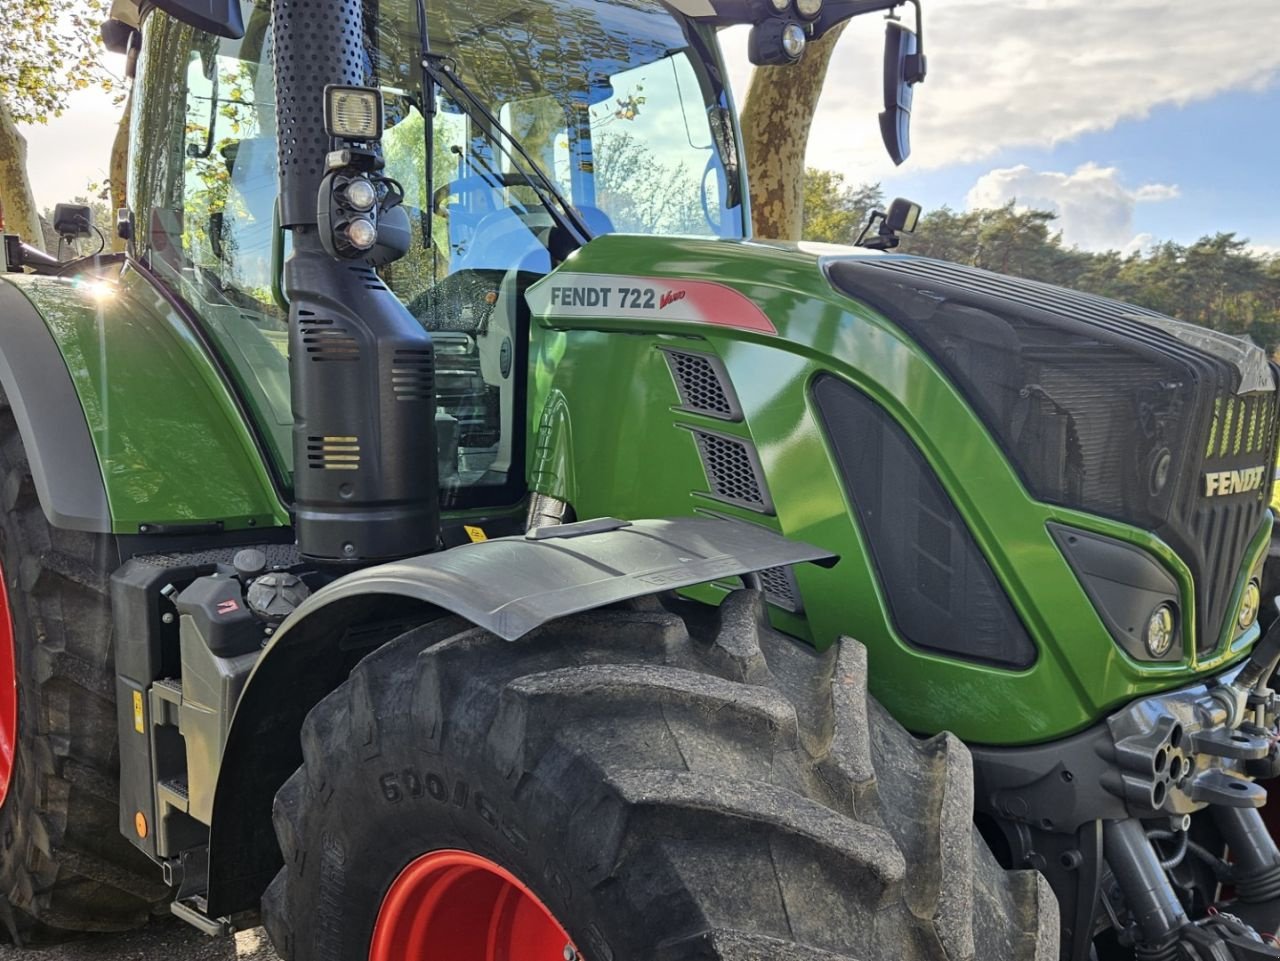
525;272;775;335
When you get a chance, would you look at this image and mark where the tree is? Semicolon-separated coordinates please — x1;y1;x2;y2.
0;0;121;249
740;25;847;241
802;170;881;245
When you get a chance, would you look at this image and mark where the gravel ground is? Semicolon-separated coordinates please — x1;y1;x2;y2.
0;921;280;960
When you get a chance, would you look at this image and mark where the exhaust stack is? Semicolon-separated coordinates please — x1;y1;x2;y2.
271;0;439;564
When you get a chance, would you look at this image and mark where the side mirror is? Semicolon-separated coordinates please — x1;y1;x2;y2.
52;203;93;241
879;16;927;165
855;197;923;250
884;197;921;234
147;0;245;39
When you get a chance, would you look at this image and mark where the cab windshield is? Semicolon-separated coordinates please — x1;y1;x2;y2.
375;0;746;298
129;0;743;509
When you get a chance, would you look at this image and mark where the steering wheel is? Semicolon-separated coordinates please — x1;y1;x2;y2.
433;172;544;257
432;172;539;220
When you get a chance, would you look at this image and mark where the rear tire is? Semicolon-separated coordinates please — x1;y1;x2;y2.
0;396;171;943
262;590;1057;960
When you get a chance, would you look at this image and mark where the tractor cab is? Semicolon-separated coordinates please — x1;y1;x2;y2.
127;0;750;518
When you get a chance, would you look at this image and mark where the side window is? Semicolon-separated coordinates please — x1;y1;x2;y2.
133;10;293;479
376;103;534;510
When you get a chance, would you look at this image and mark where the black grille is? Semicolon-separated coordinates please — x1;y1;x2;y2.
826;256;1280;653
660;348;742;421
813;374;1036;669
757;565;801;612
686;427;773;513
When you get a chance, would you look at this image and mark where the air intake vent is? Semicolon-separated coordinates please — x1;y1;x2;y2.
756;565;801;612
660;348;741;421
686;427;773;513
349;265;389;292
1208;393;1275;458
299;311;359;362
306;435;360;471
391;348;433;402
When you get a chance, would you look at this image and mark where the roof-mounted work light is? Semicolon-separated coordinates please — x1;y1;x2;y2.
324;85;384;142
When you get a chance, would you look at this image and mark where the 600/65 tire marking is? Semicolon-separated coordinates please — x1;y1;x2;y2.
378;768;529;853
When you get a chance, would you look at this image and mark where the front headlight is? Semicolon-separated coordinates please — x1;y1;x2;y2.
1239;579;1261;632
796;0;823;18
1143;603;1177;659
1050;523;1182;663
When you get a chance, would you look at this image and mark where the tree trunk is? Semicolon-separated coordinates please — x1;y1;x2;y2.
0;97;44;250
739;24;847;241
109;91;133;252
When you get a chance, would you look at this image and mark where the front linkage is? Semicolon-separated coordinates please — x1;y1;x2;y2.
976;610;1280;960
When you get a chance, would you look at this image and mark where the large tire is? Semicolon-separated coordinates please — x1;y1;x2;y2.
263;590;1057;960
0;397;171;943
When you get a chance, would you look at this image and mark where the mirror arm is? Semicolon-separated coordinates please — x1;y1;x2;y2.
812;0;902;40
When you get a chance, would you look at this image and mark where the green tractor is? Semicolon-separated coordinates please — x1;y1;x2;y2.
1;0;1278;957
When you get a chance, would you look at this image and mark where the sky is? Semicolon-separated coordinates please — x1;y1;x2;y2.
20;0;1280;255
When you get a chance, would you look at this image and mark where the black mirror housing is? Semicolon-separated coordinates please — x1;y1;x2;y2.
879;19;925;165
885;198;921;233
52;204;93;240
148;0;245;39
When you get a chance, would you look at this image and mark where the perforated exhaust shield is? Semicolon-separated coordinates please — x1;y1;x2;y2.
273;0;439;563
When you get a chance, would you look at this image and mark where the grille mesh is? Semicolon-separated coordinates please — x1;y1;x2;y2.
689;429;772;512
756;565;801;612
661;349;741;420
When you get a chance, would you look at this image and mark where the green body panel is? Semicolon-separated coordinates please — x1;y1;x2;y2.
527;234;1265;746
0;269;288;533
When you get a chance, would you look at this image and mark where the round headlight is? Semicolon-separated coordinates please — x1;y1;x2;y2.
343;177;378;212
1144;603;1177;658
796;0;823;18
346;217;378;251
781;22;807;60
768;0;790;11
1239;580;1262;632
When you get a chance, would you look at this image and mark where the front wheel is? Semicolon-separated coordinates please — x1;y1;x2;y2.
262;591;1057;960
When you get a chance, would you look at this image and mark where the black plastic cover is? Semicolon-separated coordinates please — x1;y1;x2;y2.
1049;522;1181;662
812;373;1036;669
175;575;266;657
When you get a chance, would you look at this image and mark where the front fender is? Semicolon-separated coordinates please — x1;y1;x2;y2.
0;277;111;531
205;515;837;915
1;268;286;535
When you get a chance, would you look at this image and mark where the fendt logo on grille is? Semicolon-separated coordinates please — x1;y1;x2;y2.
1204;466;1267;497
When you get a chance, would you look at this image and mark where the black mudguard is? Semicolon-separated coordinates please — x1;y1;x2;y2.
205;516;837;915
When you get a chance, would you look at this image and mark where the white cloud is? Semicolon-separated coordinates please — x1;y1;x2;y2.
722;1;1280;183
964;163;1179;251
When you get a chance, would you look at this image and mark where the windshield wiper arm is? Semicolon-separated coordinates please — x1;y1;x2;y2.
420;53;591;245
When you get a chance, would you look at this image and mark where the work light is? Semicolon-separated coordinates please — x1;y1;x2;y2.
1240;580;1261;631
325;85;384;141
781;22;807;59
796;0;823;19
1144;603;1176;658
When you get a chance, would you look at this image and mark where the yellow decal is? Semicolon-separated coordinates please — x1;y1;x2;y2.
132;690;145;733
464;525;488;543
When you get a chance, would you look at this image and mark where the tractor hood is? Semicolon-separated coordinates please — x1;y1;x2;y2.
528;232;1279;672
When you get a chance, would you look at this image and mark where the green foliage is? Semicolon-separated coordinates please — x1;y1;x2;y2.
801;169;1280;354
0;0;122;124
802;170;882;246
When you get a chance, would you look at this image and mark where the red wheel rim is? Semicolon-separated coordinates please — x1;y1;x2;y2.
0;560;15;809
369;849;578;961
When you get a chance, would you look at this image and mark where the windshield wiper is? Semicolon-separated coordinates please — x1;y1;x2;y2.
419;52;591;246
